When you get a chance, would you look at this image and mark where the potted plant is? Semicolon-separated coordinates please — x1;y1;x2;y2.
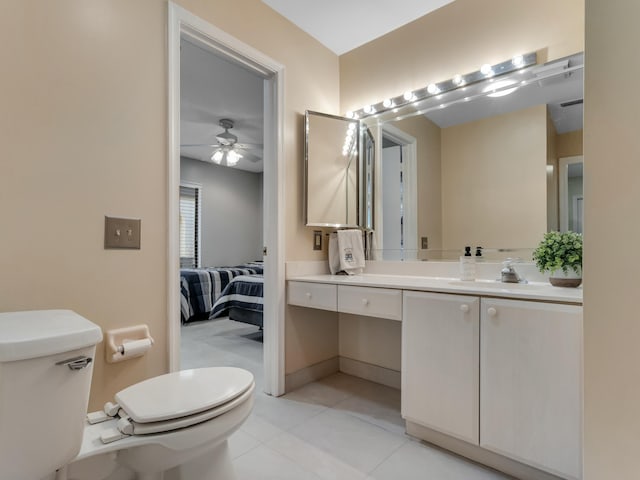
532;231;583;287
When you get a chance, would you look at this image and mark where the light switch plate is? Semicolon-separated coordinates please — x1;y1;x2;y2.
104;216;141;249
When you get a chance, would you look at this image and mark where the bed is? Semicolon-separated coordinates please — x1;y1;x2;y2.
209;274;264;328
180;263;263;323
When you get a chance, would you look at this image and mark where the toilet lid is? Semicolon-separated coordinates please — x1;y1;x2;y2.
115;367;254;423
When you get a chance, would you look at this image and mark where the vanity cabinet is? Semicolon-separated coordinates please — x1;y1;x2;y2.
288;277;583;480
480;298;582;480
402;291;480;444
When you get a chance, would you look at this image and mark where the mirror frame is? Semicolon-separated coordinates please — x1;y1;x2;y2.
304;110;360;228
360;126;375;231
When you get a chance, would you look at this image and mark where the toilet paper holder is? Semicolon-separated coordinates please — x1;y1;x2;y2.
106;325;155;363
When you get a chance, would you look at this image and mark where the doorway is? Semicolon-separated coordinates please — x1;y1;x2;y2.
167;3;285;396
378;124;418;261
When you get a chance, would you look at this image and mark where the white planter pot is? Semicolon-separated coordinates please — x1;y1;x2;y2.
549;268;582;288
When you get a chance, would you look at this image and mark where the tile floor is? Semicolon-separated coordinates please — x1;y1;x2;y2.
181;319;511;479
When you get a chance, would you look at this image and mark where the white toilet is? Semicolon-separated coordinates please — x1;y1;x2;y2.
0;310;255;480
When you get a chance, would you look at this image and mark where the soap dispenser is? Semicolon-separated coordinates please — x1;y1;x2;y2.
459;246;476;281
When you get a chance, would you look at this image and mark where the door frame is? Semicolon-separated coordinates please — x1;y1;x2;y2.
375;123;418;260
167;3;286;396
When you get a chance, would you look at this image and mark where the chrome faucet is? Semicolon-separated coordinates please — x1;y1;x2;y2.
500;258;521;283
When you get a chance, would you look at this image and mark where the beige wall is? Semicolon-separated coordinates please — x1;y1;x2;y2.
340;0;584;114
584;1;640;477
0;0;340;408
557;130;584;158
441;105;548;249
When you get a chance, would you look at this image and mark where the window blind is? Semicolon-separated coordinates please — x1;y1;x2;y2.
179;185;200;268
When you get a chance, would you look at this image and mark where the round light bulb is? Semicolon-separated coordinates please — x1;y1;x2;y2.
363;105;374;114
453;74;464;86
427;83;439;95
382;99;393;108
512;54;525;67
345;111;354;119
480;64;494;76
403;91;415;101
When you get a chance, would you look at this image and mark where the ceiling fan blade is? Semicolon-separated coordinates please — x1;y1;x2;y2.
242;152;262;163
180;143;223;148
234;143;263;150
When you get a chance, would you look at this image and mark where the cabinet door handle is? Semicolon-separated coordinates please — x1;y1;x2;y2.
362;298;369;306
487;307;497;317
306;292;312;299
460;304;470;313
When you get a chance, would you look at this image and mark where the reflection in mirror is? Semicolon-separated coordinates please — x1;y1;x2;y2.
380;126;418;260
559;156;584;234
360;127;375;230
305;111;359;227
361;52;584;260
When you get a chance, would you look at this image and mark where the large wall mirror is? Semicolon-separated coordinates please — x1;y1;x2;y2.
305;111;360;227
361;52;584;261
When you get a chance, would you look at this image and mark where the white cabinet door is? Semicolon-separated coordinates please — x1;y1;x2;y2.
402;291;480;444
480;298;582;480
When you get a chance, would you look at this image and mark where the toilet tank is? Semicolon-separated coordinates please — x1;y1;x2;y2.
0;310;103;480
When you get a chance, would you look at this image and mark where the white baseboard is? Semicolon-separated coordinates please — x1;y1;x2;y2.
285;356;401;393
406;421;564;480
285;356;339;392
339;356;401;389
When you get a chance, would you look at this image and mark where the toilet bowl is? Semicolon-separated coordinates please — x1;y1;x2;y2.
0;310;255;480
66;366;255;480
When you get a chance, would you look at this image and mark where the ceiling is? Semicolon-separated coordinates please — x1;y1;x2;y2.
180;38;264;173
261;0;456;55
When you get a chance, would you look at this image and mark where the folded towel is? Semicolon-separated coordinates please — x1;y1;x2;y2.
328;229;365;275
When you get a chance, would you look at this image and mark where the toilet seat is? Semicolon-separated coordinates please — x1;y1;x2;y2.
90;367;254;443
121;382;254;435
116;367;254;423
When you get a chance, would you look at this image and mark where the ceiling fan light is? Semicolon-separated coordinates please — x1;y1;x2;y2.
211;150;224;164
227;150;242;166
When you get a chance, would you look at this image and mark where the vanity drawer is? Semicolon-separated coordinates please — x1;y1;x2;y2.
288;281;337;311
337;285;402;321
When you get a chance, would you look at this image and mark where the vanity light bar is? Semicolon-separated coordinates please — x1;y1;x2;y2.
349;52;537;120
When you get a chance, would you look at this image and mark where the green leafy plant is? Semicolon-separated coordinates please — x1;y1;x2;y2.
532;231;583;275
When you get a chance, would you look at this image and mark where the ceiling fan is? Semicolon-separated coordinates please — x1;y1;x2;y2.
181;118;262;167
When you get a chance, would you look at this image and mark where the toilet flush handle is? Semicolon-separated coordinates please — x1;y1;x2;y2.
55;355;93;371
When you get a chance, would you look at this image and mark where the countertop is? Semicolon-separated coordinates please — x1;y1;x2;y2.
288;274;583;305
